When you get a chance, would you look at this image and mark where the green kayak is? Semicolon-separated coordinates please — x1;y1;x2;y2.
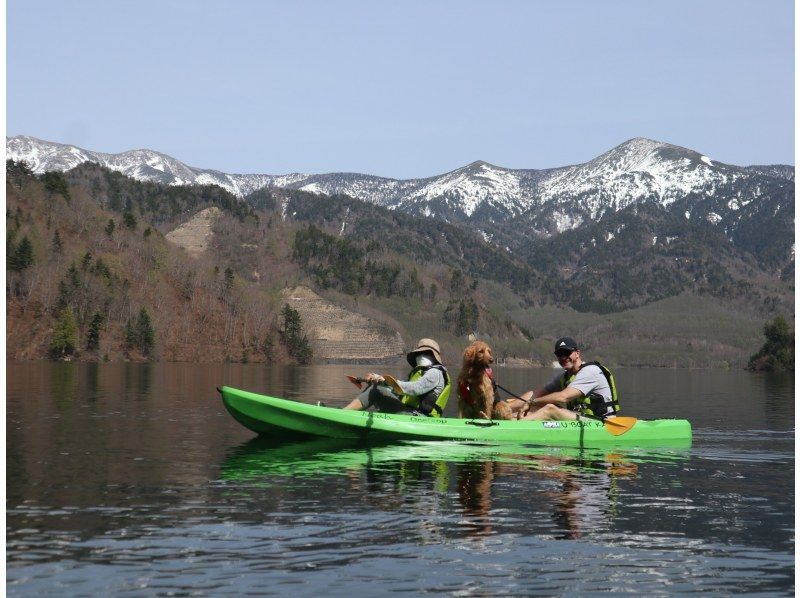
219;386;692;449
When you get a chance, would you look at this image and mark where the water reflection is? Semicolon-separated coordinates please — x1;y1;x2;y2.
124;362;153;397
6;363;794;595
218;437;686;541
51;362;78;406
456;460;494;537
541;452;637;540
86;362;100;399
760;372;795;420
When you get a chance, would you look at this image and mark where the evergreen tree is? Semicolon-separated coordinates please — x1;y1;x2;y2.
52;230;63;254
456;297;479;336
7;159;33;179
8;235;34;272
747;316;794;372
280;304;312;364
55;264;81;310
223;267;235;293
67;263;80;288
442;297;479;336
262;333;275;361
86;312;103;352
105;219;116;237
55;280;71;311
450;269;465;294
41;171;70;201
124;321;136;350
123;211;137;230
49;306;78;358
136;308;155;356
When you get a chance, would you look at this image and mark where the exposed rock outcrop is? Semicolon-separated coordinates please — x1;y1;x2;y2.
165;206;221;256
283;286;404;362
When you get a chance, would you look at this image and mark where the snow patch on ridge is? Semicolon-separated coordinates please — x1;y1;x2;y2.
300;183;323;194
553;211;581;233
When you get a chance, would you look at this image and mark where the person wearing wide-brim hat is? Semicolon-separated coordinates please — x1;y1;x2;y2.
344;338;452;417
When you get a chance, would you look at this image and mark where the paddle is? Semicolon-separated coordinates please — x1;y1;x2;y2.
382;374;405;396
346;375;366;389
582;415;638;436
495;382;637;436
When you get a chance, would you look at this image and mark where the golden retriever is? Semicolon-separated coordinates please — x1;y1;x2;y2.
457;341;513;420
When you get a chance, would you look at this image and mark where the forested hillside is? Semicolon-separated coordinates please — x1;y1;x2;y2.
249;186;793;315
6;160;793;367
6;161;529;363
7;161;287;362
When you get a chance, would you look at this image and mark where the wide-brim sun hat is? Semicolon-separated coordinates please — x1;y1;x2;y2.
406;338;443;366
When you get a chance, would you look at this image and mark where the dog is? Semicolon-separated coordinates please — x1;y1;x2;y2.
457;341;513;420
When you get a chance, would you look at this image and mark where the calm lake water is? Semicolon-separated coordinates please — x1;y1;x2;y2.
6;362;795;595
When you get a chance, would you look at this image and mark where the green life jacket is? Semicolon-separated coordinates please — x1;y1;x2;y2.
400;365;451;417
561;361;620;418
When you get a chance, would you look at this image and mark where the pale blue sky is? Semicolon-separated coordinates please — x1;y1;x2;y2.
6;0;795;178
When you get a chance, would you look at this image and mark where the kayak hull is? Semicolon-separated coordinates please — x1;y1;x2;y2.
219;386;692;448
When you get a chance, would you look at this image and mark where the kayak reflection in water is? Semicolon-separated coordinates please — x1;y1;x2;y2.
453;451;639;540
343;339;452;417
546;452;638;540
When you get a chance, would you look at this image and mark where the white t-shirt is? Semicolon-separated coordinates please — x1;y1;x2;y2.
544;364;611;402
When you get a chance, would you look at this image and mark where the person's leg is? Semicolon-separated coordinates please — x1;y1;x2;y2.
506;391;533;415
343;385;412;413
343;385;376;410
343;397;365;410
367;385;414;413
521;403;577;421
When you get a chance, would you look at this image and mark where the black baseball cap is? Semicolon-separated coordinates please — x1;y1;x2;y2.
553;337;579;354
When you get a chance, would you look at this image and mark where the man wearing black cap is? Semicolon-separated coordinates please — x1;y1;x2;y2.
343;338;452;417
516;337;620;421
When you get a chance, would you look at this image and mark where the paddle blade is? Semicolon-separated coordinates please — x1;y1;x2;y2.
603;416;638;436
383;374;404;396
346;375;364;389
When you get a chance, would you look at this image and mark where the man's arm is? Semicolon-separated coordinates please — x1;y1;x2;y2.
531;386;582;407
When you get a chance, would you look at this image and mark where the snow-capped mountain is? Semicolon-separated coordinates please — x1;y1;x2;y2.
6;135;793;237
5;136;308;196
